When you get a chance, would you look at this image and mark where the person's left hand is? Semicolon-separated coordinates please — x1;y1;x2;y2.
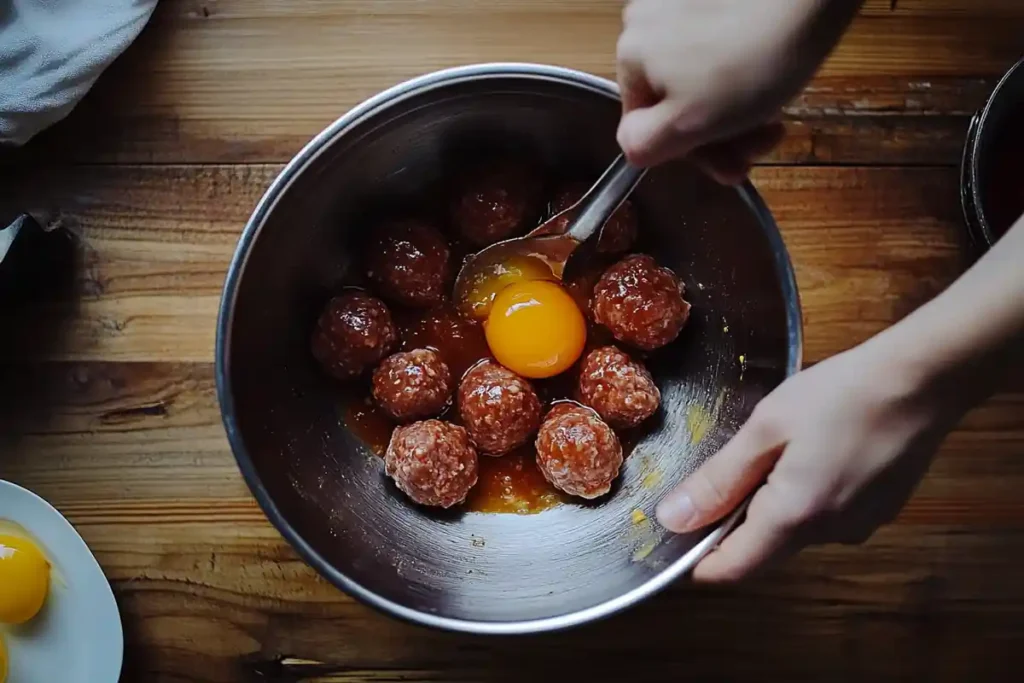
655;333;967;582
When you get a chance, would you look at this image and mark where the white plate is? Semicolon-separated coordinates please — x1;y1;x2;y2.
0;480;123;683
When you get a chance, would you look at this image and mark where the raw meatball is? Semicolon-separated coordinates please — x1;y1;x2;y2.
535;403;623;499
365;219;451;308
547;182;638;253
450;160;542;247
372;349;453;421
385;420;479;508
311;291;398;380
457;360;542;455
591;254;691;351
578;346;660;429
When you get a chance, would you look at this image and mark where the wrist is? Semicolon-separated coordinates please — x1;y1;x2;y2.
864;306;1001;423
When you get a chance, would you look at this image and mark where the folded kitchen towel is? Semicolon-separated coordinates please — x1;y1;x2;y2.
0;0;157;146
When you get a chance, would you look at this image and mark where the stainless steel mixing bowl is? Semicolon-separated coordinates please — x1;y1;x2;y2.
216;63;802;634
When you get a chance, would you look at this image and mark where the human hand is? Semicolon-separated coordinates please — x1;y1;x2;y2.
616;0;863;180
656;334;968;582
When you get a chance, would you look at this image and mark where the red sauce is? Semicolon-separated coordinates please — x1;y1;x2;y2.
339;269;648;515
344;397;394;457
466;447;567;514
985;108;1024;238
394;304;490;381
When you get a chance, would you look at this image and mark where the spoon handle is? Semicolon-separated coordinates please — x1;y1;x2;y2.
566;154;647;243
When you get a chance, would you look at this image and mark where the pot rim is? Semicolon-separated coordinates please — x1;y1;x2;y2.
214;62;803;635
963;56;1024;249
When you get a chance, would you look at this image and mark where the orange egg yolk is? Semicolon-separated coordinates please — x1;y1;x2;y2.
484;279;587;379
461;253;555;320
0;534;50;625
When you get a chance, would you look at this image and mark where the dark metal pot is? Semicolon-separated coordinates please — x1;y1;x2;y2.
961;56;1024;251
216;63;802;634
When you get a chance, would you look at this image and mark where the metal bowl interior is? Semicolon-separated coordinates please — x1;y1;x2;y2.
217;64;801;634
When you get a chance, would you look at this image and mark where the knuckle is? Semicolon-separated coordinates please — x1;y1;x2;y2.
616;34;643;64
748;398;781;428
688;469;730;515
746;406;786;446
621;0;642;27
758;486;824;530
706;561;747;584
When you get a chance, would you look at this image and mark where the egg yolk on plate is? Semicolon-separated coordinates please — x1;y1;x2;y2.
0;534;50;625
461;253;555;319
485;279;586;378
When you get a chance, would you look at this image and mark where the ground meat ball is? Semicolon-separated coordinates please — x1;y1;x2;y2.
591;254;691;351
372;349;453;421
535;403;623;499
311;291;398;380
547;182;638;253
578;346;660;429
450;160;542;247
458;360;542;455
385;420;479;508
364;219;451;307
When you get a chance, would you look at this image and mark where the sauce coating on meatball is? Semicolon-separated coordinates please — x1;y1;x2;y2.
578;346;660;429
450;160;542;247
372;348;453;421
365;219;451;307
458;360;543;455
385;420;479;508
591;254;691;351
311;291;398;380
535;402;623;499
547;182;638;253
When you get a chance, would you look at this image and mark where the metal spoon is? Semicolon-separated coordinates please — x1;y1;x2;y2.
453;153;647;316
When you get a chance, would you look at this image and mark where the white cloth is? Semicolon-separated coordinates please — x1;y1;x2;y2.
0;0;157;146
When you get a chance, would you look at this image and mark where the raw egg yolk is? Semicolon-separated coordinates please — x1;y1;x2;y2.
485;279;586;378
461;253;555;320
0;534;50;625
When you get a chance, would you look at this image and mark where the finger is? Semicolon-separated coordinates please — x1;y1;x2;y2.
617;59;660;116
690;505;796;583
655;414;785;533
617;100;703;168
690;123;787;185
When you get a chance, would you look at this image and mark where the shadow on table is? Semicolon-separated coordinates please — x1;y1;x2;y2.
0;212;84;466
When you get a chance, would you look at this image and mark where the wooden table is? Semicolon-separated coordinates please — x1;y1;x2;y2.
1;1;1023;681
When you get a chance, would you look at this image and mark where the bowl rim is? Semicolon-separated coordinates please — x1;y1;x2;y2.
215;62;804;635
962;55;1024;249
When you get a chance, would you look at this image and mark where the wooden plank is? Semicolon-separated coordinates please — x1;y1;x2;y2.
0;362;245;502
0;359;1021;681
779;76;992;164
4;1;1018;164
863;0;1024;17
81;523;1024;682
0;164;971;364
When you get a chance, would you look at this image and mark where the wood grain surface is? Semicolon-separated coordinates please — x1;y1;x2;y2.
1;1;1023;682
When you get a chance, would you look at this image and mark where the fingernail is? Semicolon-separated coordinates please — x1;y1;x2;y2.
656;493;695;533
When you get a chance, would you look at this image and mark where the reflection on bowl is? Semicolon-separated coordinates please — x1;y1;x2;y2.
216;63;802;634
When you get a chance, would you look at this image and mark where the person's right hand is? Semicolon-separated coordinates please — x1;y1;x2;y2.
616;0;863;181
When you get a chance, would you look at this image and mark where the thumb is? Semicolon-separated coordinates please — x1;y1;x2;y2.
656;414;786;533
617;100;702;168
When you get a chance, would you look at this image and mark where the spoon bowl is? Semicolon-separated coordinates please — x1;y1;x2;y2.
453;154;647;317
